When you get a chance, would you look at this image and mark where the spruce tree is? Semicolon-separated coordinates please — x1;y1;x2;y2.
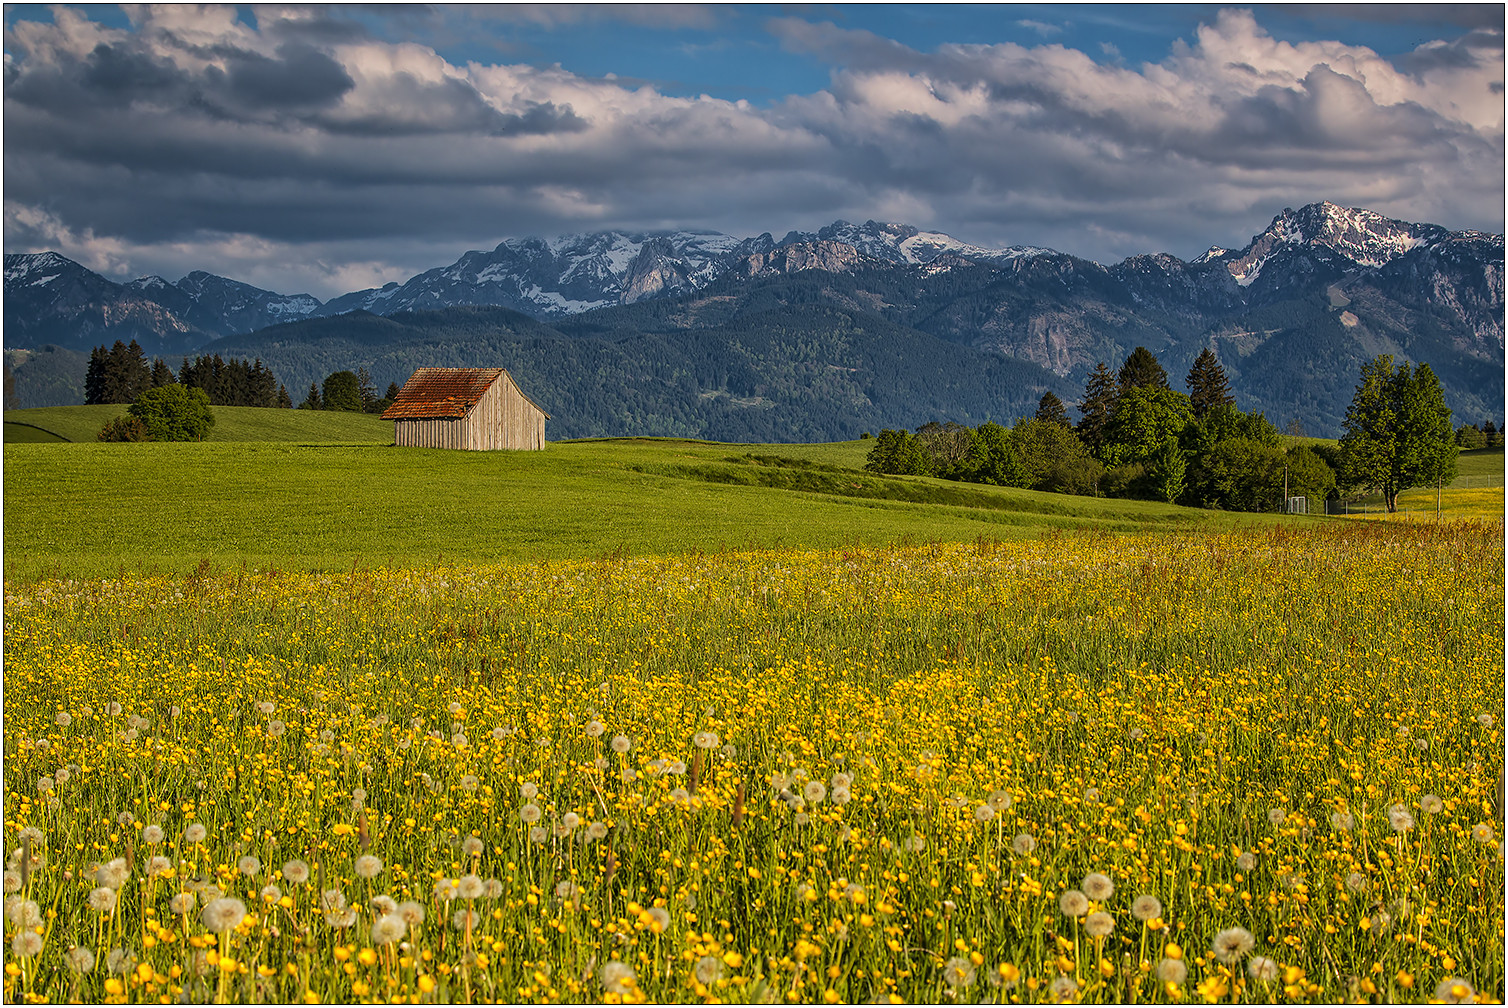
150;358;176;388
1077;362;1118;453
277;384;293;409
1033;391;1071;427
300;383;322;410
1185;347;1234;418
1117;346;1170;392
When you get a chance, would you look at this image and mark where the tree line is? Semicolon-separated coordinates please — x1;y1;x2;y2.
298;368;399;415
866;346;1458;514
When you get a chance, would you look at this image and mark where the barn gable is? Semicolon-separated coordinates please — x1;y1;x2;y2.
383;367;549;450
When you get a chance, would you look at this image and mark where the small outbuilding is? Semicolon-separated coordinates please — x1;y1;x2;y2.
383;367;549;450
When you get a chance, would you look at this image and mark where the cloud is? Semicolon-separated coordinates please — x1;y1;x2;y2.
2;5;1501;298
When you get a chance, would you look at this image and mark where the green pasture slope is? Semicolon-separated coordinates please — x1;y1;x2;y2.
3;404;392;444
1;407;1329;580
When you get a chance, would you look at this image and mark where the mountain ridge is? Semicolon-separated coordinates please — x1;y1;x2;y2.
5;201;1502;435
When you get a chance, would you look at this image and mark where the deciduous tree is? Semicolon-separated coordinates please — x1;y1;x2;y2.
1339;355;1456;512
127;385;214;441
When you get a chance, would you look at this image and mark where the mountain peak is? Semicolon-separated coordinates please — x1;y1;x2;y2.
1223;200;1447;286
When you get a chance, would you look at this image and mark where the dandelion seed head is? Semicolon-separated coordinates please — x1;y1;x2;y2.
372;913;406;945
355;854;383;879
281;860;310;885
1058;889;1089;917
1212;926;1255;963
1084;910;1114;938
1248;956;1280;982
1082;872;1113;901
943;956;976;988
1131;894;1162;921
1156;958;1188;984
200;897;247;933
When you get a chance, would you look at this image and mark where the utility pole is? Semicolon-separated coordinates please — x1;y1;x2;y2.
1436;473;1442;524
1283;464;1289;514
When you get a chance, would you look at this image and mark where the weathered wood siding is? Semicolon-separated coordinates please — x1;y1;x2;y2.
393;371;546;450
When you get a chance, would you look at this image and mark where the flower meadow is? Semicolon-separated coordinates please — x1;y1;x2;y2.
3;523;1502;1004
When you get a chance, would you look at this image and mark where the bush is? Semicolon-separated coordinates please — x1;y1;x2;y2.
96;416;151;442
127;385;214;442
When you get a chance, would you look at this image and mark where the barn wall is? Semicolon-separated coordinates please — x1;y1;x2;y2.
465;374;546;450
395;418;466;449
393;371;546;450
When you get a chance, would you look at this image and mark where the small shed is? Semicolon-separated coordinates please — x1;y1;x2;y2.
382;367;549;450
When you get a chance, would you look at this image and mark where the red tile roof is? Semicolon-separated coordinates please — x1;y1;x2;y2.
382;368;551;420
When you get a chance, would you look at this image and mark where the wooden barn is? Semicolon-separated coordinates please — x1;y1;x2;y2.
382;368;549;450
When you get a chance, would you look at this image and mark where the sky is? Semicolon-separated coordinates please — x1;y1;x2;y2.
4;3;1504;300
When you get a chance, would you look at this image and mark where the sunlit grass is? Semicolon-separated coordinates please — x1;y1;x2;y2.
3;523;1502;1004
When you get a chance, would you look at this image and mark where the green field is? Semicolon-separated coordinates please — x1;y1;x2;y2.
4;437;1313;581
3;404;392;444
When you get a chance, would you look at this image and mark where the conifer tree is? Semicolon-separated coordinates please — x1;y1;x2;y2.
1117;346;1170;392
1033;390;1071;427
299;383;322;410
276;384;293;409
1077;362;1118;452
149;358;176;388
1185;347;1234;418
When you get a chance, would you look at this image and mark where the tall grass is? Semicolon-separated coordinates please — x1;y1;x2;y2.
3;523;1501;1003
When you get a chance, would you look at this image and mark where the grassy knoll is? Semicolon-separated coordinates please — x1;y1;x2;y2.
3;438;1316;580
3;404;391;444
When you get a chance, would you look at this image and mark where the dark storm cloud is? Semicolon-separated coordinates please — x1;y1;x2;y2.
212;42;354;110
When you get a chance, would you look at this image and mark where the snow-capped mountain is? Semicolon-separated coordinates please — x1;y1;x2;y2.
319;230;759;319
778;219;1048;266
1207;201;1454;288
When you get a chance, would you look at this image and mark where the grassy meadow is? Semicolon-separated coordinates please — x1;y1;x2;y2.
2;409;1503;1004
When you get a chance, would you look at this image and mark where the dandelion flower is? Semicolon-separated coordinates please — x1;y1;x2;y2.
355;854;383;879
1435;978;1477;1004
1388;804;1415;833
183;823;207;845
1156;958;1187;984
372;914;406;945
1419;794;1444;814
694;954;723;986
95;858;128;890
943;956;976;988
1058;889;1089;917
1084;911;1114;938
1082;872;1114;901
1011;833;1035;855
1048;975;1079;1002
1330;811;1355;831
610;735;633;754
601;960;637;995
87;887;118;913
67;947;95;974
1211;927;1255;963
1132;894;1162;921
281;860;310;885
11;931;41;957
200;897;247;933
1248;956;1279;982
237;856;261;877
